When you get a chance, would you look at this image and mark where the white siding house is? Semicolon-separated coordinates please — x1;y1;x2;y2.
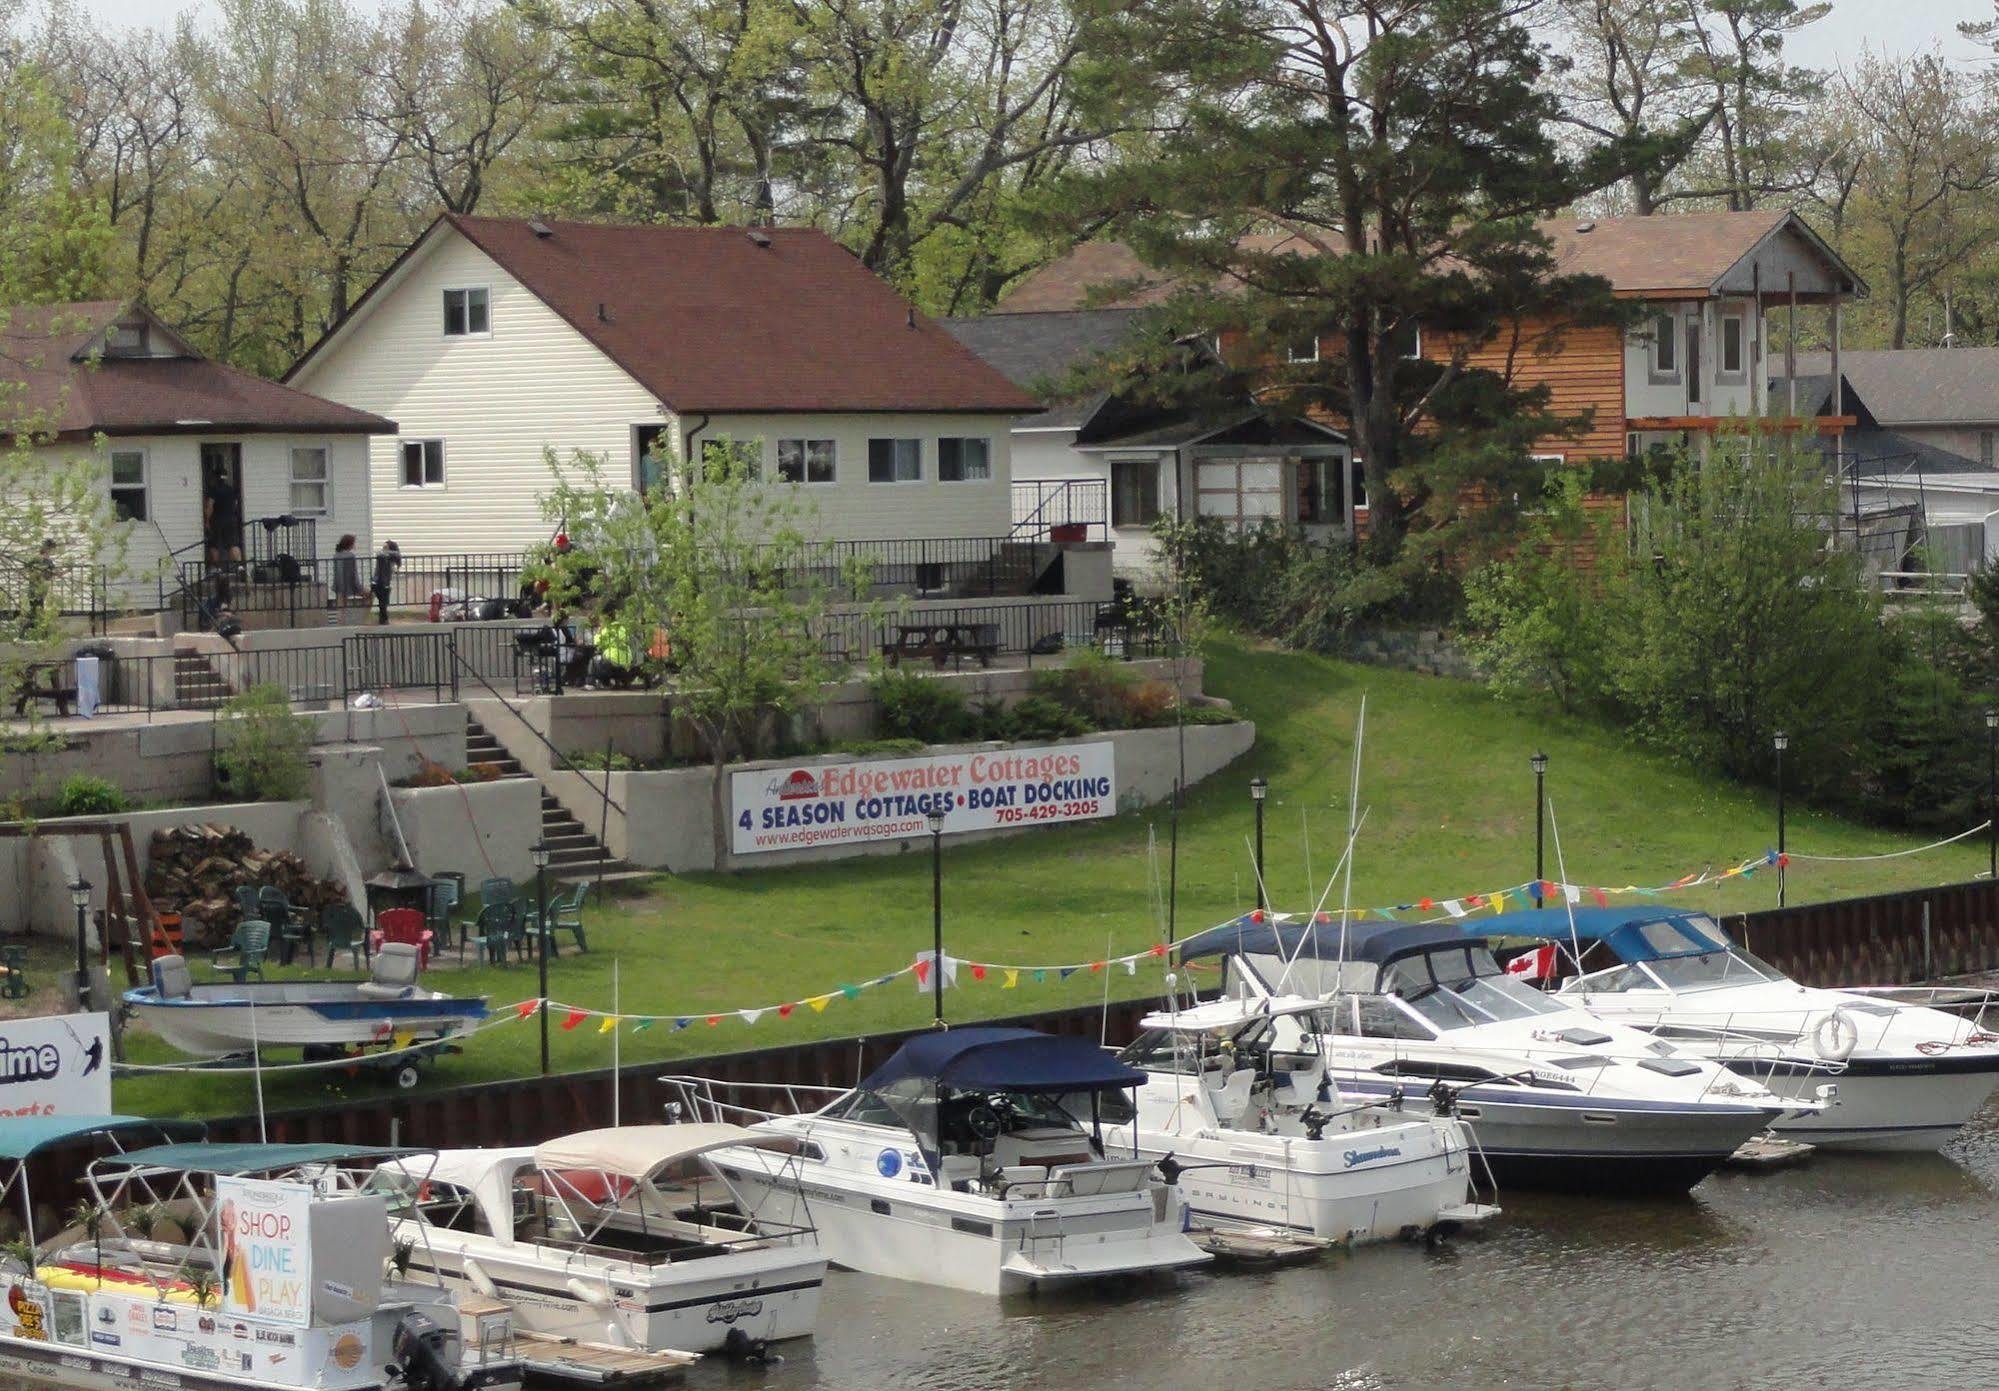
288;216;1037;553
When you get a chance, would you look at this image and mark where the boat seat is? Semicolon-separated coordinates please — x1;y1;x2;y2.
152;955;192;1001
1206;1068;1255;1124
359;943;422;1000
936;1154;982;1191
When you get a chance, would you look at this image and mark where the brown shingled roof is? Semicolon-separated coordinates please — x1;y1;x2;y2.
413;215;1036;414
1;301;395;438
1000;211;1847;313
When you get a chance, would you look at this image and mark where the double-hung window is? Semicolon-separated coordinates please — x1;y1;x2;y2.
288;445;330;516
937;437;990;482
443;287;490;337
777;438;837;484
109;448;148;522
1650;313;1678;377
1720;314;1745;377
1110;459;1160;527
401;439;444;488
868;437;922;483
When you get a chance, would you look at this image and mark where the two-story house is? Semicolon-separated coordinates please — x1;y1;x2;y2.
977;211;1865;576
286;216;1038;556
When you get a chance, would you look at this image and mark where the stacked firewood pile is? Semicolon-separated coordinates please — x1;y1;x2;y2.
143;823;349;947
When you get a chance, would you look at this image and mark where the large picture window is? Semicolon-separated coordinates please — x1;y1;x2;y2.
868;437;922;483
1195;458;1283;528
1110;459;1160;527
938;437;990;482
777;438;837;484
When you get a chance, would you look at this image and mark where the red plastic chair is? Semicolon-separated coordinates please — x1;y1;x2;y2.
369;906;434;969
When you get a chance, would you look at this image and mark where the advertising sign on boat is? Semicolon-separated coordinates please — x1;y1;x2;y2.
0;1011;110;1119
216;1178;313;1327
731;742;1117;855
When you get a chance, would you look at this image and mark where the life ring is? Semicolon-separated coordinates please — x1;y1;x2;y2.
1811;1009;1859;1063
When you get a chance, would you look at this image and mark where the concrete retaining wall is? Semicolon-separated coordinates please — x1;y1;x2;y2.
387;777;543;884
553;718;1255;874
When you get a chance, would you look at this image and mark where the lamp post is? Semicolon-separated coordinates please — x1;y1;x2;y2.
1530;752;1549;908
1773;731;1789;908
1249;777;1268;911
927;807;946;1026
68;878;90;1011
532;840;551;1075
1986;711;1997;882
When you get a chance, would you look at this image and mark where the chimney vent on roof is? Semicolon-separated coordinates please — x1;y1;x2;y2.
529;219;554;238
747;230;772;248
1575;220;1596;234
597;302;611;323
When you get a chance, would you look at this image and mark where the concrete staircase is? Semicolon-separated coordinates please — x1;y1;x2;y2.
465;717;637;881
172;648;232;709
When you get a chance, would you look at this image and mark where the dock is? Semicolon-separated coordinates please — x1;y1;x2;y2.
512;1329;700;1386
1187;1224;1337;1267
1435;1201;1502;1235
1726;1135;1815;1171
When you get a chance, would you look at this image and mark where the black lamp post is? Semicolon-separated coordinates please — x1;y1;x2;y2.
532;840;552;1074
1249;777;1268;911
1530;751;1549;908
1773;731;1789;908
1986;710;1997;882
927;807;946;1026
68;878;90;1011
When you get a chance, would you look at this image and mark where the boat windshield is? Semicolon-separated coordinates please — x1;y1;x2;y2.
1381;954;1565;1028
1639;949;1781;990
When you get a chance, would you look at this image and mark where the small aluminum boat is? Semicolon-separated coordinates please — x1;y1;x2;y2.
123;949;487;1086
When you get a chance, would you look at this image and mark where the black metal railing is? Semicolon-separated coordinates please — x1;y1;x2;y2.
813;598;1174;669
1012;479;1109;541
742;535;1056;601
0;559;114;635
174;551;538;630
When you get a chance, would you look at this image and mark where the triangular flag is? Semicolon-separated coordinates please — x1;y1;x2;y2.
516;1000;541;1020
1490;891;1508;914
1443;900;1466;919
392;1032;414;1051
704;1015;721;1026
561;1009;587;1031
598;1016;617;1035
633;1018;656;1032
807;995;831;1013
1003;969;1019;989
673;1017;692;1029
1564;883;1582;905
1591;886;1609;907
1777;852;1790;868
1058;966;1077;980
1034;969;1047;983
739;1008;764;1026
841;984;860;999
1089;960;1106;973
914;959;931;986
778;1002;796;1019
1150;944;1168;957
1124;958;1137;976
1467;894;1484;908
971;964;987;982
1419;897;1435;911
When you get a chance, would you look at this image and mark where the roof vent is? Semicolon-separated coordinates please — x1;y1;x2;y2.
597;302;611;323
529;219;554;238
1575;220;1596;234
747;230;772;248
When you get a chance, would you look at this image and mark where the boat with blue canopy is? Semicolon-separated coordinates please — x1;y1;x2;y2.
1479;905;1999;1151
1175;912;1799;1193
669;1027;1210;1295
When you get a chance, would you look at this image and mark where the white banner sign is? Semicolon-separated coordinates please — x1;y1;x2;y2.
732;742;1116;855
0;1011;110;1119
217;1177;314;1328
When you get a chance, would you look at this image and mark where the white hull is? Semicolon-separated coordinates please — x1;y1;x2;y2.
713;1148;1207;1297
1754;1063;1999;1151
130;1000;481;1056
1117;1119;1472;1241
404;1229;824;1352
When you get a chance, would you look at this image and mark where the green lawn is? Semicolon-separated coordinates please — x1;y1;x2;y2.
113;637;1991;1118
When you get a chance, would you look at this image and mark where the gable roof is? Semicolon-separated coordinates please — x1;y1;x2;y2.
1;301;395;439
291;215;1037;416
942;308;1142;430
1001;211;1862;314
1792;349;1999;428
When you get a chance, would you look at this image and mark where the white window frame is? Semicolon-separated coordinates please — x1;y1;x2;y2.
1286;335;1319;364
1110;457;1162;528
400;438;445;489
776;437;838;485
442;286;491;338
108;446;148;522
288;442;332;517
937;436;991;483
868;437;924;484
1648;311;1679;381
1719;313;1746;378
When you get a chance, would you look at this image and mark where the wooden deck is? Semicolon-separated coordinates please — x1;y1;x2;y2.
1187;1224;1335;1267
511;1329;699;1386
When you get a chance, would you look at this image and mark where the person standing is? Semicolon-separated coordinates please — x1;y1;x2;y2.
371;539;402;625
331;534;365;614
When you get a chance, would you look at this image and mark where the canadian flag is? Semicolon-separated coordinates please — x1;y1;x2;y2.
1505;944;1558;982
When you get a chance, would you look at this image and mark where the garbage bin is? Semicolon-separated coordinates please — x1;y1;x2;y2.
74;642;116;709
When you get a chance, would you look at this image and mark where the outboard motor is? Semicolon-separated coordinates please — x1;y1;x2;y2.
390;1312;457;1391
723;1326;775;1365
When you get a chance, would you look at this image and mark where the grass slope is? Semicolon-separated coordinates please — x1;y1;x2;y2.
115;638;1987;1118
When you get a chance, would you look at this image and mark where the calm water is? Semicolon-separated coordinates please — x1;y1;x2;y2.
692;1103;1999;1391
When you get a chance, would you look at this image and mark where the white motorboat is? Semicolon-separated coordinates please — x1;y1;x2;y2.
1110;993;1496;1242
0;1124;521;1391
669;1027;1211;1296
373;1125;825;1358
1177;914;1802;1194
1485;905;1999;1151
123;950;488;1088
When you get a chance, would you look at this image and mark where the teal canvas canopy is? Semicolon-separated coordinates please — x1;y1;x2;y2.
0;1115;197;1162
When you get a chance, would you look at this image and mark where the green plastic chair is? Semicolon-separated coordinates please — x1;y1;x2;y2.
0;944;27;1000
459;902;520;966
527;883;590;956
259;886;314;966
234;885;262;922
212;921;270;982
320;903;369;970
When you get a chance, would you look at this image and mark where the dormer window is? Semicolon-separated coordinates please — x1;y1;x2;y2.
104;321;146;356
443;287;490;337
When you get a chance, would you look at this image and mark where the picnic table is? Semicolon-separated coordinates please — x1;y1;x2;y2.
11;661;75;716
881;621;1001;669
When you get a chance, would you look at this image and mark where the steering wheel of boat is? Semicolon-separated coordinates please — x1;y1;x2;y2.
966;1104;1003;1141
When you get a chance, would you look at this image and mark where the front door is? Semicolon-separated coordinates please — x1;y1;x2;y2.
200;442;244;565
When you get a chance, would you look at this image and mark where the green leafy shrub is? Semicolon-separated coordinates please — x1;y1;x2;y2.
869;667;974;743
215;684;315;802
51;773;127;816
1003;694;1091;740
829;737;927;758
1031;648;1144;729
